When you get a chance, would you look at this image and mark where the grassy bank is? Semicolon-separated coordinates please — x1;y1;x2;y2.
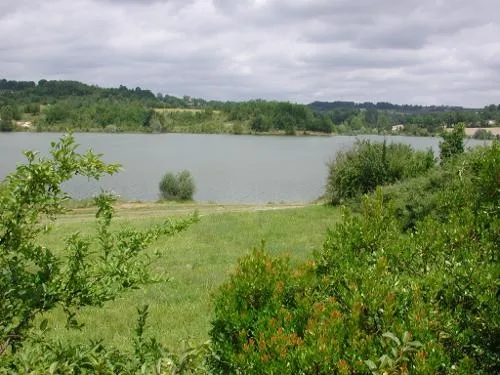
39;202;342;351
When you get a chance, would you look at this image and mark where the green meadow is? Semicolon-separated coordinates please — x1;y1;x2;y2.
39;203;341;351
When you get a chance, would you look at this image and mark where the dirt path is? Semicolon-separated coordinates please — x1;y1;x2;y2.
58;201;311;223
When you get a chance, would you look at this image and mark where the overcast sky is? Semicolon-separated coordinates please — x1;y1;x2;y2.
1;0;499;107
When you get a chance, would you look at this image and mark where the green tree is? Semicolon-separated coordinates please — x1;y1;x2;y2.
377;111;390;131
44;102;71;124
143;108;155;127
364;108;379;128
250;114;271;132
349;112;364;130
439;123;465;161
0;105;15;131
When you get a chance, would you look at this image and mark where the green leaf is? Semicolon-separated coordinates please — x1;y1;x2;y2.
409;340;423;348
402;331;411;344
39;318;48;331
364;359;377;370
382;331;401;346
379;354;392;368
49;361;59;374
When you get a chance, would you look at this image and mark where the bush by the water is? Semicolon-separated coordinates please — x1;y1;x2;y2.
325;140;435;204
210;142;499;374
159;169;196;200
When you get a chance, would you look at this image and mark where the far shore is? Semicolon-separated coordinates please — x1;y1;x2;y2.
6;127;499;139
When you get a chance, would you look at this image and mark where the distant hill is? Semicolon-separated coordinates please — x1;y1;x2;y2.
307;100;470;114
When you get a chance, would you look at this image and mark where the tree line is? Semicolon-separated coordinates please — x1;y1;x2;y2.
1;78;499;135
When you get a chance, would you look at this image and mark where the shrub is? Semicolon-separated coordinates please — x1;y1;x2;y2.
0;134;201;373
159;169;196;200
439;123;465;161
325;140;435;204
0;105;15;131
210;142;499;374
473;128;495;140
381;141;499;231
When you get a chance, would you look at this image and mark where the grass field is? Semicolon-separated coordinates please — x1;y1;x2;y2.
40;202;341;351
154;108;221;114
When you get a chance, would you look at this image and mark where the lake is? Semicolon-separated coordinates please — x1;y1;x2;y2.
0;133;489;203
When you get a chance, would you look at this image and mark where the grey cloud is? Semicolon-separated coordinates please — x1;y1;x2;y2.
0;0;499;106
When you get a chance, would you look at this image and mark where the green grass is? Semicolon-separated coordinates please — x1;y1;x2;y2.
39;203;341;351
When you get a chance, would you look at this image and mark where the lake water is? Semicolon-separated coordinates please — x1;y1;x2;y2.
0;133;489;203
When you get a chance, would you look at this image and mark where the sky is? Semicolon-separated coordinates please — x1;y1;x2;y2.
0;0;499;107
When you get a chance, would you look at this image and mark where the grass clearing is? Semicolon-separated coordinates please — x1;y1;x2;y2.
39;203;341;351
154;108;221;114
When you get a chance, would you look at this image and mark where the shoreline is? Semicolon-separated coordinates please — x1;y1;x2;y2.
7;128;498;140
5;128;436;138
58;200;317;222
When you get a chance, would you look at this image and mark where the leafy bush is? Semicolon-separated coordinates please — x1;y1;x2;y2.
0;105;15;131
381;141;499;231
439;123;465;161
325;140;435;204
0;134;202;373
473;128;496;140
159;170;196;200
210;142;499;374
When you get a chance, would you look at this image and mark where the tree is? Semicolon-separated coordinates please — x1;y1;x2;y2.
377;111;390;131
0;105;14;131
0;134;197;368
364;108;379;128
349;112;364;130
439;123;465;161
143;108;155;127
250;114;270;132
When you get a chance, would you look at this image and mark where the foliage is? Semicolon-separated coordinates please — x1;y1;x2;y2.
0;134;201;373
310;101;500;135
1;305;210;374
473;128;497;140
0;105;15;131
439;123;465;161
159;170;196;201
210;142;499;374
325;140;435;204
381;141;499;231
2;78;500;135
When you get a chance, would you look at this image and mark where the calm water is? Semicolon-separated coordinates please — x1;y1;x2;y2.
0;133;489;203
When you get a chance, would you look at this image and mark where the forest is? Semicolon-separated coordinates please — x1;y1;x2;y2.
1;78;499;137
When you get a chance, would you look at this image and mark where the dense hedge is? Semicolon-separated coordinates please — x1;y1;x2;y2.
210;142;499;374
325;140;435;204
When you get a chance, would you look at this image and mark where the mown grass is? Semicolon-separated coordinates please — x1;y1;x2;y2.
39;203;341;351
